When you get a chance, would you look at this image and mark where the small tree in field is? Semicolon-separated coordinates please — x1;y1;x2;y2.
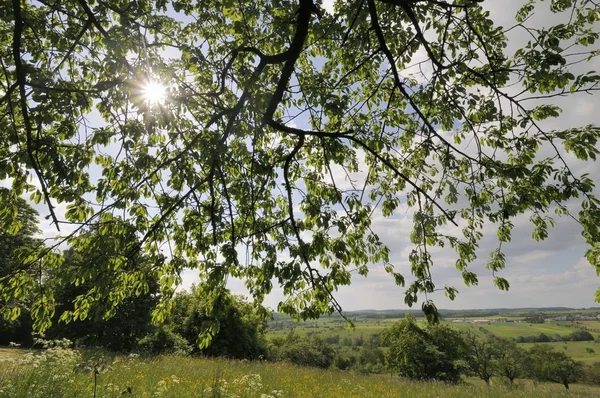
529;345;584;390
463;329;498;385
492;337;527;384
382;315;466;383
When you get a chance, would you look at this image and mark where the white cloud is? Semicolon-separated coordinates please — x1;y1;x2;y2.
322;0;335;15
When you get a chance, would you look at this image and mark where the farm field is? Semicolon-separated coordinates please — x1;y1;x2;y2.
267;310;600;364
519;341;600;365
268;316;600;340
268;316;403;340
444;321;600;340
1;349;600;397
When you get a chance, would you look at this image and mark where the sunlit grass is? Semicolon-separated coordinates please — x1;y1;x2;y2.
2;348;600;397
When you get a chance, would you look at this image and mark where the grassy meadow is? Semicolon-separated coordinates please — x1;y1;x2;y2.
519;341;600;365
268;316;401;340
444;320;599;340
2;348;600;397
4;309;600;396
269;317;600;340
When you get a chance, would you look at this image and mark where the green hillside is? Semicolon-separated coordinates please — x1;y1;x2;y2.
1;350;600;397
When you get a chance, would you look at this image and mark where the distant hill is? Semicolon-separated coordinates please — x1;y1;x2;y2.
271;307;600;321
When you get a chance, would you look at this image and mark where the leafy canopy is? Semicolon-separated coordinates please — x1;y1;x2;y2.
1;0;599;329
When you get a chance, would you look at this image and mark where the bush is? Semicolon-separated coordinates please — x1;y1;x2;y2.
568;330;594;342
273;333;335;368
170;288;268;360
324;335;340;345
515;329;595;343
382;315;466;383
515;333;556;343
583;362;600;386
523;314;545;324
333;354;352;370
137;327;192;355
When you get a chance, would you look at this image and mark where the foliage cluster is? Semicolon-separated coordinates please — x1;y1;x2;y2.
269;332;335;368
0;198;268;360
380;316;591;390
1;0;599;330
382;315;466;383
514;330;595;343
523;314;546;324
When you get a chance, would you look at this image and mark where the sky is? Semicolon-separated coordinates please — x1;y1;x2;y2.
7;0;600;313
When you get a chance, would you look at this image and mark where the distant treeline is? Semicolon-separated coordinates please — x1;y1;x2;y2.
271;307;600;323
515;330;595;343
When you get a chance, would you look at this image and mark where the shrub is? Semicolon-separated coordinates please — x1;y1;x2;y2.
382;315;466;383
170;288;268;360
568;330;594;342
273;333;335;368
137;327;192;355
334;354;352;370
583;362;600;386
523;314;545;324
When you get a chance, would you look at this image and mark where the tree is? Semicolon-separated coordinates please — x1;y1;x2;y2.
529;345;584;390
272;331;335;368
462;329;498;385
523;314;545;324
45;240;161;351
582;362;600;386
1;0;600;328
567;330;594;342
492;337;527;384
0;188;42;345
382;315;466;383
169;287;269;359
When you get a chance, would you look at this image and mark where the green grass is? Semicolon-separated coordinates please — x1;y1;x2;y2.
1;349;600;397
268;317;403;341
269;317;600;341
268;318;600;346
519;341;600;365
444;321;581;339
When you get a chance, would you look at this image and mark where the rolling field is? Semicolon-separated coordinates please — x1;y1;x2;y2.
269;317;600;340
268;317;403;340
519;341;600;364
445;321;597;339
267;314;600;364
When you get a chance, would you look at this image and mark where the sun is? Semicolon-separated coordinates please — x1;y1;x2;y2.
142;81;167;105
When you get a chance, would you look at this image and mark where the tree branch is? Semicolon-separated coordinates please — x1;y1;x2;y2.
12;0;60;231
